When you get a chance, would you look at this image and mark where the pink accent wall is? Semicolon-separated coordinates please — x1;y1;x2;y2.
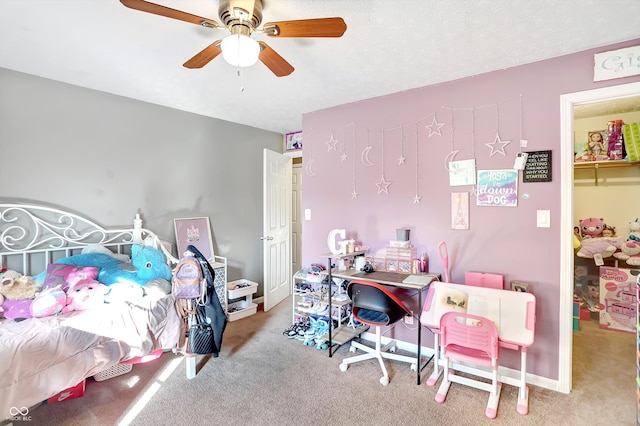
301;39;640;382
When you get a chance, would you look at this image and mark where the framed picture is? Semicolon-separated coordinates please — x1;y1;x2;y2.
173;217;214;261
285;131;302;152
510;281;529;293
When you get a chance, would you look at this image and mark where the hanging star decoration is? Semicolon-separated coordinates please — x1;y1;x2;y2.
376;175;391;194
469;185;478;197
341;152;348;162
485;131;511;156
413;194;421;204
398;154;406;165
425;114;445;137
325;134;338;151
351;189;358;199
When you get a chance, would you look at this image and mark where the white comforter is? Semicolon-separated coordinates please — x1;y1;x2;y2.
0;295;183;419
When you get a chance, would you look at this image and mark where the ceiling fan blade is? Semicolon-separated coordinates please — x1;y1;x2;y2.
120;0;219;28
263;17;346;37
258;42;294;77
183;41;223;69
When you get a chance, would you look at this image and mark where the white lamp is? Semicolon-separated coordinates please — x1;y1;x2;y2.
221;34;260;67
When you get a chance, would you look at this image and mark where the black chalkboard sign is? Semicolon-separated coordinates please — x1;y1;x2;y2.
523;150;552;182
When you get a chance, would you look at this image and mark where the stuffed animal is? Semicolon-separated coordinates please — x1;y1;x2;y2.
63;279;109;312
576;237;623;259
33;244;172;287
613;240;640;266
1;274;40;300
30;285;67;318
627;218;640;242
579;217;605;239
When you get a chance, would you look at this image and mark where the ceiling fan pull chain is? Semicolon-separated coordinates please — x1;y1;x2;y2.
238;66;245;92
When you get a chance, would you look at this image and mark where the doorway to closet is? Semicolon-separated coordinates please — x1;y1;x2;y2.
559;81;640;394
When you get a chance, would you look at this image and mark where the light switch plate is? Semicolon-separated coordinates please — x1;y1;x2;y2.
304;209;311;221
537;210;550;228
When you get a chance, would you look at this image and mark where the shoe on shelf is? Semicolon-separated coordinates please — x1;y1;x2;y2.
313;303;329;317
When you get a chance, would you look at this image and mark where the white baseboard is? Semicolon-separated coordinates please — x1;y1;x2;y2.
358;331;561;393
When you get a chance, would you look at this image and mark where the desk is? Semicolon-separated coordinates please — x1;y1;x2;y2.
420;281;536;415
320;258;439;386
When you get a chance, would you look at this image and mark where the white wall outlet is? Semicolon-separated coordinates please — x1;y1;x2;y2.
304;209;311;221
404;311;414;325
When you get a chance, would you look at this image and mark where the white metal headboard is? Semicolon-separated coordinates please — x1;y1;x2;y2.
0;203;178;276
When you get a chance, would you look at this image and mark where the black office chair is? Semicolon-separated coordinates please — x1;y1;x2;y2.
338;279;417;386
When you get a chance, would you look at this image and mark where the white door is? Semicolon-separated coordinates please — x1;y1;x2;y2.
292;163;303;276
263;149;292;311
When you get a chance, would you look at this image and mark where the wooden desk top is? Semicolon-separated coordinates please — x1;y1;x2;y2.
327;269;439;290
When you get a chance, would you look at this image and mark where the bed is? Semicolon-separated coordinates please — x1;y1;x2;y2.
0;202;185;420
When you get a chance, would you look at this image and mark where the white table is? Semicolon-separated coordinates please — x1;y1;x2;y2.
420;281;536;415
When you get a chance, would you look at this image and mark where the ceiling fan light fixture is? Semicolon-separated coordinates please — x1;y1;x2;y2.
221;34;260;68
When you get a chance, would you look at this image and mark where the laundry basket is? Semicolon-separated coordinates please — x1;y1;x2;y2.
93;363;133;382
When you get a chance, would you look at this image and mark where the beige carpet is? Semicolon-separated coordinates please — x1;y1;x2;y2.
17;298;637;426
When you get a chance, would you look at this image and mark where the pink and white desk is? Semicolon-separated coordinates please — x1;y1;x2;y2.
420;281;536;415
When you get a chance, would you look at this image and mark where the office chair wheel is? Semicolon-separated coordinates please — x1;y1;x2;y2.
379;376;389;386
410;363;417;372
339;363;348;372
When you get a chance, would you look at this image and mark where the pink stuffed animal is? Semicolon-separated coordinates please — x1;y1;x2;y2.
580;217;605;239
62;279;109;313
613;240;640;266
576;237;623;259
30;285;67;318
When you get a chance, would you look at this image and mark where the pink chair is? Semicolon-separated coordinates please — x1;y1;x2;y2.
435;311;502;419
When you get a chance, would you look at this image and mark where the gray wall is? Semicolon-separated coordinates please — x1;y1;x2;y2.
0;68;283;296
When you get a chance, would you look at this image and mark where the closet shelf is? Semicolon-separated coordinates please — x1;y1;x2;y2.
573;160;640;170
574;160;640;186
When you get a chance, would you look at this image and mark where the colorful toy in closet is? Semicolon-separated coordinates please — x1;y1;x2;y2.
626;218;640;242
576;237;622;259
613;240;640;266
601;224;616;238
579;217;605;239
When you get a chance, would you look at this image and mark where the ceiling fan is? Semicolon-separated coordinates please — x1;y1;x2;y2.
120;0;347;77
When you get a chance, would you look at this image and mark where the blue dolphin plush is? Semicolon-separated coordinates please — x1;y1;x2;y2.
33;244;172;286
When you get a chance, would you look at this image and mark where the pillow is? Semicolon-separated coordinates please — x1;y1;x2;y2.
42;264;100;291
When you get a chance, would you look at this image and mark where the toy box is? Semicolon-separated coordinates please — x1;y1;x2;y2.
622;122;640;162
575;130;609;163
599;266;638;333
47;380;86;404
607;120;625;160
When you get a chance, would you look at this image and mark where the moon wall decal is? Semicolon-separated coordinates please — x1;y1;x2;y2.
305;159;317;176
361;146;375;166
444;150;460;171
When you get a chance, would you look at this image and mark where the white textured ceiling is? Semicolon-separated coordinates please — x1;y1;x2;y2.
1;0;640;134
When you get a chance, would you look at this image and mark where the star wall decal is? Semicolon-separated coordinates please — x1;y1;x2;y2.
425;115;445;137
413;194;421;204
376;175;391;194
470;185;478;197
340;153;348;162
485;132;511;156
398;155;406;165
325;134;338;151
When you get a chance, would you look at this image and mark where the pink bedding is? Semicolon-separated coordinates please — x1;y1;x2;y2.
0;294;183;419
